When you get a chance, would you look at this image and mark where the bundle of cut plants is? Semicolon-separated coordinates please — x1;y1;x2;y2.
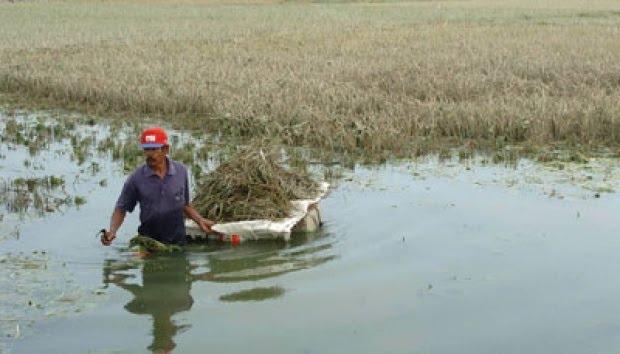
192;148;320;223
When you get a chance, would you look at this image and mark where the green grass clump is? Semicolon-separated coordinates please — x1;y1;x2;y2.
129;235;183;253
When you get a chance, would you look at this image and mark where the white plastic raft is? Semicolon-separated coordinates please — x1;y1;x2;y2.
186;182;329;242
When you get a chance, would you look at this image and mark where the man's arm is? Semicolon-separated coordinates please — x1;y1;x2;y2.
102;208;126;246
184;203;215;234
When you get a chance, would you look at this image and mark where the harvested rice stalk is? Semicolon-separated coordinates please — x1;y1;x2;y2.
193;148;319;222
130;236;183;253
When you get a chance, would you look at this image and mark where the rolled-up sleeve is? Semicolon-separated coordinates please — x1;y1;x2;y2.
115;175;138;213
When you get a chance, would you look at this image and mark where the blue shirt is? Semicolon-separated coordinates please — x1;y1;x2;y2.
115;157;190;245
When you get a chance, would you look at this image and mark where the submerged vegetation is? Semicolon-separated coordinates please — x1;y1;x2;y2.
0;114;132;218
129;235;183;253
0;175;73;215
0;250;102;344
1;0;620;159
0;113;324;222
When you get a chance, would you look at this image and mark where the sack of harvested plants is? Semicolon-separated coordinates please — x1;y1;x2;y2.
188;148;328;241
192;148;321;222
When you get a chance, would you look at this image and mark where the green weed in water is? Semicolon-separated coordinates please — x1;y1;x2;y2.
129;236;183;253
74;196;87;206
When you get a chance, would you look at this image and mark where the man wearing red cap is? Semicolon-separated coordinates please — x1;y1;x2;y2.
101;127;215;246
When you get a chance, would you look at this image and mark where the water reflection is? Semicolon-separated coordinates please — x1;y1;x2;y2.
197;235;336;283
102;232;336;353
219;286;285;302
103;255;192;353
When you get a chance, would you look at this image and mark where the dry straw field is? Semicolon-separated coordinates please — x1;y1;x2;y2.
1;0;620;157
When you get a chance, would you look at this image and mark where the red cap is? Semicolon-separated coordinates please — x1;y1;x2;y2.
140;127;168;149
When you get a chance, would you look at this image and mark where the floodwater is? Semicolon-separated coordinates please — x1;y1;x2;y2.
2;112;620;354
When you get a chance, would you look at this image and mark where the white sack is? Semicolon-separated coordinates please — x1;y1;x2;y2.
186;182;329;241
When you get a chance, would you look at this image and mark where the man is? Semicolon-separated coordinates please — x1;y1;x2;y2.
101;127;214;246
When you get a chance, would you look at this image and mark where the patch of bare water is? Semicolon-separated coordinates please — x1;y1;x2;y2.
2;110;620;354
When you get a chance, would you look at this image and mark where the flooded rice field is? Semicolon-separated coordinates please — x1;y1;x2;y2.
2;111;620;354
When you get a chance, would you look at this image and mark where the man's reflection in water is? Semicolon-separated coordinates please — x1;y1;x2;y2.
103;234;336;353
104;255;193;354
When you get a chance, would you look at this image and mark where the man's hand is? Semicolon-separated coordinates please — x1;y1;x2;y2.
197;218;215;234
184;203;215;235
101;230;116;246
102;209;126;246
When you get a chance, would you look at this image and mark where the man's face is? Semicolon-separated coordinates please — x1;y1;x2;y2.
143;145;168;167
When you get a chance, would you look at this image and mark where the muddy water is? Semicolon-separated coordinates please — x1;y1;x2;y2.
2;113;620;354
